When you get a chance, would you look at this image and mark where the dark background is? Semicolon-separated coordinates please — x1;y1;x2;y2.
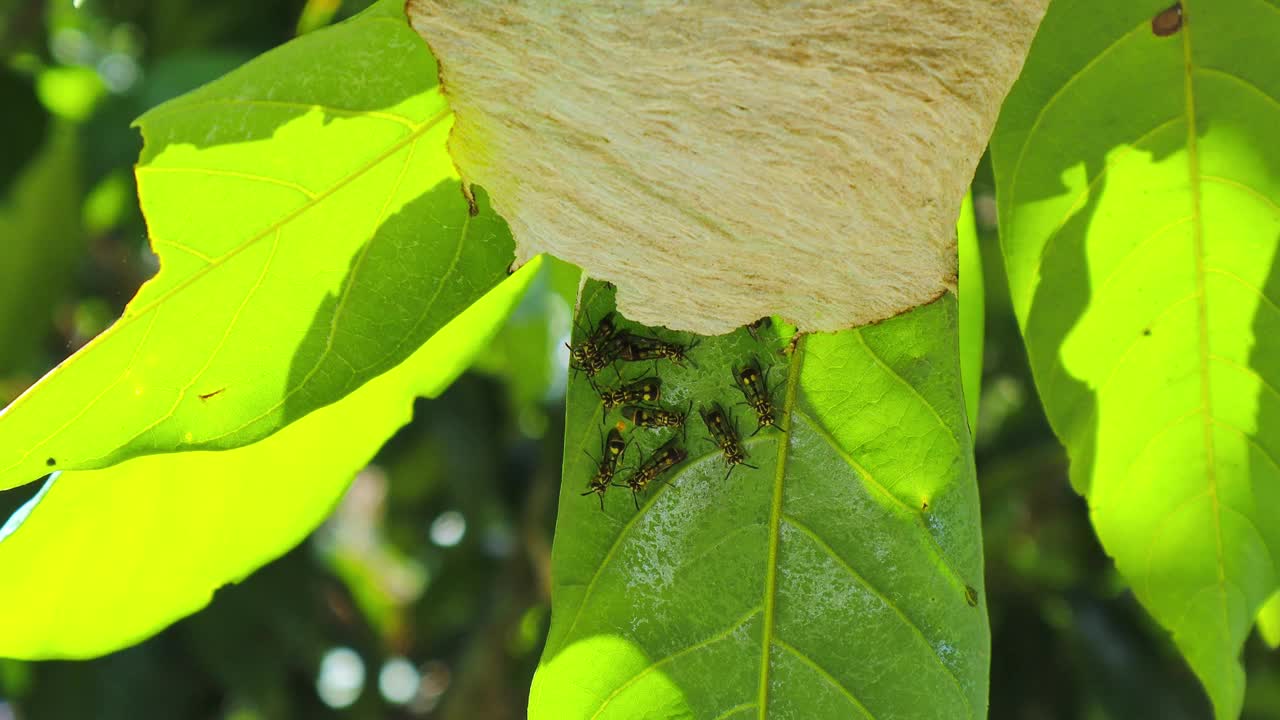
0;0;1277;717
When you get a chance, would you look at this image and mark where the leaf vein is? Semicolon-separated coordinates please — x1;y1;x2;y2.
710;702;757;720
780;514;971;712
790;408;969;596
1209;354;1280;407
1195;67;1280;116
853;329;960;450
136;166;318;199
1181;10;1232;665
588;607;761;719
1200;175;1280;217
772;637;875;719
1111;405;1205;507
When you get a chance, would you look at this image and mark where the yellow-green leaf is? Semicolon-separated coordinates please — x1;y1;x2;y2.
0;258;541;659
992;1;1280;715
0;0;513;490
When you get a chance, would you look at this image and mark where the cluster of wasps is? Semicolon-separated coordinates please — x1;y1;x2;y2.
570;312;783;511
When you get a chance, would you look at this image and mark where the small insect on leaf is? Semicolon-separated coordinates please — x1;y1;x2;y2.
596;377;662;411
1151;2;1182;37
621;403;688;431
580;427;627;511
611;332;698;367
733;357;782;435
965;585;979;608
568;312;620;378
612;437;687;510
699;402;757;481
745;316;772;341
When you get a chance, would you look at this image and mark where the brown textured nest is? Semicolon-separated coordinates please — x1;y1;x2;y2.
408;0;1047;334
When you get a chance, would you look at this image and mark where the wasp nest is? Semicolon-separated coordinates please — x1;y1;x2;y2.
408;0;1048;334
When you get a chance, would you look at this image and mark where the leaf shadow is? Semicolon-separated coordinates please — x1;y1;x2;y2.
279;183;511;430
1247;229;1280;591
135;12;437;161
1021;115;1209;497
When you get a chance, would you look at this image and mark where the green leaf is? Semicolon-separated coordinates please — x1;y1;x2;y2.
530;284;986;719
0;257;541;659
958;192;984;432
0;0;514;491
991;1;1280;716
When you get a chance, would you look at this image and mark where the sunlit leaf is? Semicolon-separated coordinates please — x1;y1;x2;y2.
992;1;1280;715
0;258;541;659
530;284;986;719
0;0;514;491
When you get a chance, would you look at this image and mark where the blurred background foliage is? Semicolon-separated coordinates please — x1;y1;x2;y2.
0;1;1278;718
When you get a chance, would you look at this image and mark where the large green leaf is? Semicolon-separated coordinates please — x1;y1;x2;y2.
530;283;986;719
0;257;541;659
0;0;514;491
991;1;1280;716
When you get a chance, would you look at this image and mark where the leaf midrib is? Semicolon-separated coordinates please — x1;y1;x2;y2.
1180;0;1232;666
756;335;804;719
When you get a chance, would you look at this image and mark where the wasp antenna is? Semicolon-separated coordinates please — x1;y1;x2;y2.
750;424;763;437
580;489;595;497
744;462;759;470
597;495;606;512
632;492;640;510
